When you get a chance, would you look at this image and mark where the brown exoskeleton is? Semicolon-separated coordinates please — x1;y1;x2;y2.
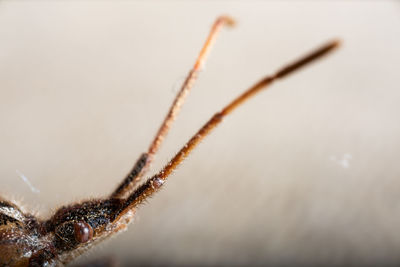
0;16;339;266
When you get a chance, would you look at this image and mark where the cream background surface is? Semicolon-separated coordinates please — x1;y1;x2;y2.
0;1;399;266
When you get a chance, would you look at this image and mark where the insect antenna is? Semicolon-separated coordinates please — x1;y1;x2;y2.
114;39;340;219
112;16;235;199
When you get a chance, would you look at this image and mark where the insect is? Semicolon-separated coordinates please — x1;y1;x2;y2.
0;16;339;266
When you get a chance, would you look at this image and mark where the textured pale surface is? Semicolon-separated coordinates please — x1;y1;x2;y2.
0;1;399;266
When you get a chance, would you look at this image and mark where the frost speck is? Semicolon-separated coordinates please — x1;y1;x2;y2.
16;169;40;193
330;154;352;169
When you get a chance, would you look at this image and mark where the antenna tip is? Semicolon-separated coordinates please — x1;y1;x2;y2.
217;15;236;27
328;39;342;50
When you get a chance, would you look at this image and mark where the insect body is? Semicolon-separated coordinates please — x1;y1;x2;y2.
0;16;339;266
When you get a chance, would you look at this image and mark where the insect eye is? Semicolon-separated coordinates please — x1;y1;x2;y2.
73;221;93;243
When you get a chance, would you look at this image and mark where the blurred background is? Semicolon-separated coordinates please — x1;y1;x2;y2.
0;1;399;266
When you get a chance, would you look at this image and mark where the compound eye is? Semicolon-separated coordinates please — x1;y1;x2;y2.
73;221;93;243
